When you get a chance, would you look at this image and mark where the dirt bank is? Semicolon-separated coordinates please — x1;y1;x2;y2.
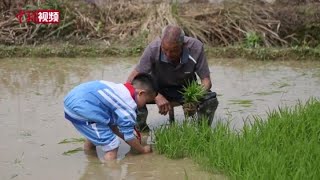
1;43;320;60
1;0;320;48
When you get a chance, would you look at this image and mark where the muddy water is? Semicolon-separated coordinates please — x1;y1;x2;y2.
0;57;319;180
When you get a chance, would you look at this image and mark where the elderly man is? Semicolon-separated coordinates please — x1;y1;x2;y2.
127;25;218;131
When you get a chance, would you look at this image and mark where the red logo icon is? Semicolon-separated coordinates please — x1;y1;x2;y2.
16;10;60;24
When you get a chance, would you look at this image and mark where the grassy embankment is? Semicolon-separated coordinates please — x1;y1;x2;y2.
1;44;320;60
155;99;320;179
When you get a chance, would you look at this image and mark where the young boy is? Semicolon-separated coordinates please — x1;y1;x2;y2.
63;73;158;160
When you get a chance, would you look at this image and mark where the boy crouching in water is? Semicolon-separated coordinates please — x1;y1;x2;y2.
63;73;157;160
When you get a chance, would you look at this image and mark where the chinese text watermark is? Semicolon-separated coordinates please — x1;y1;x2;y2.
16;10;60;24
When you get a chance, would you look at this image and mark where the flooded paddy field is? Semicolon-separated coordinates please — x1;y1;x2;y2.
0;57;319;180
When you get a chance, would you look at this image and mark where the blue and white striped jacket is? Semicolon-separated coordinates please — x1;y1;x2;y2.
64;80;137;141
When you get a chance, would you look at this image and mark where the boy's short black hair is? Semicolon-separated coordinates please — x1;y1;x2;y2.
132;73;158;95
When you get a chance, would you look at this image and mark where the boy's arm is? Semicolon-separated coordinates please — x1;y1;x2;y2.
104;92;150;153
127;138;151;154
111;126;151;154
111;126;124;139
111;126;141;143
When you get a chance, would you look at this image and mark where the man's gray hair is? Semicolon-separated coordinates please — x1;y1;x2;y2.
161;25;185;45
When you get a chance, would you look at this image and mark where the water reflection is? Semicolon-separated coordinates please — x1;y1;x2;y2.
0;58;134;98
0;58;86;97
80;149;221;180
211;58;320;129
79;149;129;180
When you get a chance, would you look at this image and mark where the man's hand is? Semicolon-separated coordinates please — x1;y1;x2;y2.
200;77;212;91
155;93;171;115
126;69;140;83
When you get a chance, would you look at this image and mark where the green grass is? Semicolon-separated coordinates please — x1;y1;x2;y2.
205;46;320;61
154;98;320;179
1;45;320;61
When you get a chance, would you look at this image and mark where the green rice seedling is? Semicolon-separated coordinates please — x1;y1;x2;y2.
229;99;253;107
154;123;188;159
62;147;83;156
155;98;320;179
181;81;206;104
180;81;207;117
254;90;284;96
14;152;25;165
183;168;189;180
58;138;85;144
10;174;18;179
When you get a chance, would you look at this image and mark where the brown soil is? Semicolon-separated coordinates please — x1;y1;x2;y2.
0;0;319;47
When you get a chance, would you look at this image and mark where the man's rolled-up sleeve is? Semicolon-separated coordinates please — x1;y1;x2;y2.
195;46;210;79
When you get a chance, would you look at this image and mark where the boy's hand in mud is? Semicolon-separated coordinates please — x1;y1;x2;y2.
143;145;152;154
